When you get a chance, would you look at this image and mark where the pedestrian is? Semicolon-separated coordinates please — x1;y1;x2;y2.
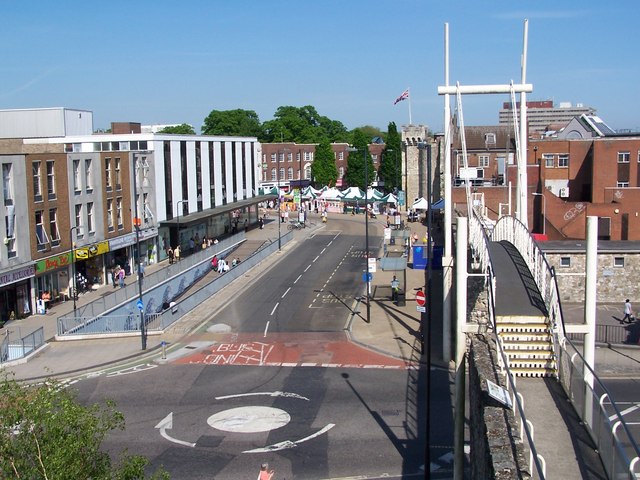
391;275;400;303
244;218;249;233
174;245;181;262
138;262;145;281
167;246;174;264
111;267;117;288
622;299;633;324
258;462;274;480
259;217;264;229
118;266;125;288
189;237;195;255
211;255;218;271
202;237;208;250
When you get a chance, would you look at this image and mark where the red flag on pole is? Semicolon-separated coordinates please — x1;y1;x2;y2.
393;89;409;105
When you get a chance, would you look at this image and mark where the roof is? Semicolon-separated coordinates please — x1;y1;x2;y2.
539;240;640;254
163;195;273;226
452;125;516;151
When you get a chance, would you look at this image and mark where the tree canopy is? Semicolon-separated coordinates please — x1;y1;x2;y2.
344;129;375;190
310;140;338;187
377;122;403;193
201;109;264;138
258;105;349;144
158;123;196;135
0;375;167;479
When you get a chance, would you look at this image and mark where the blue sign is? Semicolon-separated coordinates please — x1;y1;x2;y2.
136;299;144;311
362;272;373;282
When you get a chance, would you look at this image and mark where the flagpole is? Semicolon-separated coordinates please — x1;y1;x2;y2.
408;87;412;125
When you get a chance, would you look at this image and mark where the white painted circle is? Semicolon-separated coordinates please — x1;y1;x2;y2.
207;407;291;433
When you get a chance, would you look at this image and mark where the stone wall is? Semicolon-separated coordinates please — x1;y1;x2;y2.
468;335;531;479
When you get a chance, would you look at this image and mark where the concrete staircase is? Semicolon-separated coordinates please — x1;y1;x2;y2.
496;315;557;377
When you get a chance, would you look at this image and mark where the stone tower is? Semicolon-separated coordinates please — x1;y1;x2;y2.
401;124;434;211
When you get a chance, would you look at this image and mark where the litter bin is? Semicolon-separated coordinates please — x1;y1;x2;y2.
412;245;427;269
390;236;396;245
397;290;406;306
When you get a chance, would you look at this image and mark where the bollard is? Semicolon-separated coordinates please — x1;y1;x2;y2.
161;341;166;360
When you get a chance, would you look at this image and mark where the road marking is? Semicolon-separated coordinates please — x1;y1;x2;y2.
282;286;291;298
321;248;326;254
215;391;309;401
313;255;320;262
243;423;336;453
609;403;640;421
304;265;311;272
155;413;196;448
294;274;302;284
263;321;270;337
208;406;291;434
270;303;279;316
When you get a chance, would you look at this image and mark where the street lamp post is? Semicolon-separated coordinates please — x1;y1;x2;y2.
176;199;188;252
132;153;146;350
532;192;546;235
69;225;80;313
277;149;282;251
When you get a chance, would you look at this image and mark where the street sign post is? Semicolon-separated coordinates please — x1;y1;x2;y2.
416;290;426;313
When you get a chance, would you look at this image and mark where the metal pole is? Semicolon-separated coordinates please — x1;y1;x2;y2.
364;148;370;324
277;149;281;251
132;153;146;351
425;142;433;480
70;226;77;313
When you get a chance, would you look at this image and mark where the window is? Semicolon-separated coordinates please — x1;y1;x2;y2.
2;163;13;202
278;153;284;162
49;208;60;245
296;152;301;162
84;158;92;191
75;204;83;236
338;152;344;161
143;193;153;222
560;257;571;268
46;160;56;198
279;167;285;181
119;141;129;151
116;197;123;228
478;155;489;168
271;168;277;181
617;181;630;188
614;257;625;268
115;158;122;188
65;143;80;153
32;161;42;200
558;154;569;168
543;154;554;168
271;153;276;162
287;167;293;180
107;199;114;231
618;152;630;163
35;210;49;250
304;165;311;179
484;133;496;145
87;202;94;233
73;159;81;191
105;158;112;190
339;166;344;177
287;152;292;162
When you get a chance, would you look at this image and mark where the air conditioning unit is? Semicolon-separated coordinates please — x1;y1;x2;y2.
559;187;569;198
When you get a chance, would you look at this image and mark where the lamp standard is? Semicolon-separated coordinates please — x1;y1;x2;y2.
132;153;146;350
348;146;371;323
69;225;80;313
532;192;546;235
277;149;282;251
176;199;188;251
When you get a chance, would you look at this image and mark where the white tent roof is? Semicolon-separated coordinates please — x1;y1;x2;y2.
367;188;384;200
340;186;365;200
319;187;343;200
380;193;398;204
411;197;430;210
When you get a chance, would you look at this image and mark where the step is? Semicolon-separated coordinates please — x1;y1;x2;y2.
508;358;556;369
496;315;547;324
502;342;553;351
499;332;552;343
497;323;550;333
508;367;557;378
504;350;554;360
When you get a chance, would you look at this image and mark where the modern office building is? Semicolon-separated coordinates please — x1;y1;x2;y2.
498;100;596;135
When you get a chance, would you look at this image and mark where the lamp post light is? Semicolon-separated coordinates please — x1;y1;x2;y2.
176;199;188;252
132;153;147;350
277;149;282;251
532;192;546;235
69;225;80;313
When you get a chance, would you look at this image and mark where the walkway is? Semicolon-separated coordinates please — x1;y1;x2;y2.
490;240;607;479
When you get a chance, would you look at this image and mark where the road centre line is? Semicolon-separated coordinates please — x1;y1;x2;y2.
313;255;320;262
270;303;279;316
282;287;291;298
263;321;270;337
304;265;311;272
294;274;302;284
321;248;326;254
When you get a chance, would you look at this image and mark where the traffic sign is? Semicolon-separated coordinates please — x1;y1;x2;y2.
362;272;373;282
415;290;426;307
137;299;144;311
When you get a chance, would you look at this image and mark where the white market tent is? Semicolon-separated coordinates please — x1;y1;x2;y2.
411;197;430;210
340;186;365;200
380;193;398;204
319;187;343;200
367;188;385;201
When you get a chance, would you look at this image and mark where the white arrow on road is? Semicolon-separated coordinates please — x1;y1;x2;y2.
243;423;335;453
216;391;309;401
155;412;196;448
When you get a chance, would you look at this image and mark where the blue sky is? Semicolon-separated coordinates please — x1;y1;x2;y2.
1;1;639;134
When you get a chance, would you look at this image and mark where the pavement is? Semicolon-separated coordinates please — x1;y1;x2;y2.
1;211;435;382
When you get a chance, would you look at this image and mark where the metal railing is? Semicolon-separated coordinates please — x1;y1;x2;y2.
0;327;45;364
489;214;640;479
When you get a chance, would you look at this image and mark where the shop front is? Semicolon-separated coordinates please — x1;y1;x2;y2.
34;252;73;312
0;264;35;323
74;241;110;288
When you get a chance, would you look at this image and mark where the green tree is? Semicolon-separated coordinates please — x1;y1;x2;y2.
310;140;338;187
344;129;375;190
158;123;195;135
201;109;264;138
262;106;348;143
0;375;168;480
378;122;403;193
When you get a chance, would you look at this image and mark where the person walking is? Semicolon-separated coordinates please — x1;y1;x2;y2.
167;246;174;264
258;462;274;480
111;266;117;288
118;266;125;288
391;275;400;303
174;245;181;262
622;299;634;324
